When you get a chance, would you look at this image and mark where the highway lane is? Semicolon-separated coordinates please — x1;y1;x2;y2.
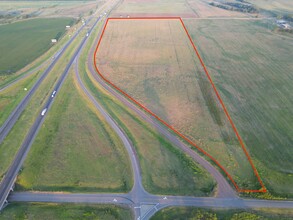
9;192;293;219
0;17;91;144
3;15;293;220
87;27;236;199
0;16;101;211
9;192;134;206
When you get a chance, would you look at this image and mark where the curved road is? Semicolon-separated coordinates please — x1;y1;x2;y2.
0;16;99;211
2;4;293;220
87;25;236;199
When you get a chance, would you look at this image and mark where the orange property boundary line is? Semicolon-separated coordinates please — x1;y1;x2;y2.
93;17;266;193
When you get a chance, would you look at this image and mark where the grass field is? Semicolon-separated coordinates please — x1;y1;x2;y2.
0;18;74;75
0;70;42;126
0;24;86;182
187;0;249;18
0;1;97;24
0;203;132;220
16;69;132;192
112;0;196;17
184;19;293;197
83;69;215;196
112;0;250;18
78;24;215;196
95;19;261;190
249;0;293;13
151;207;293;220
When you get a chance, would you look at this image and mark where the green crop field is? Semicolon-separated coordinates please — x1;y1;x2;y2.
0;203;132;220
0;18;74;75
151;207;293;220
16;71;132;192
184;19;293;197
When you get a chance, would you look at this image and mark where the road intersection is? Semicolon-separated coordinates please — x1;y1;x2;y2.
1;2;293;220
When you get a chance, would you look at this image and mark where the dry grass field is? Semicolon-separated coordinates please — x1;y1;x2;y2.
95;19;261;190
186;0;249;18
112;0;197;18
184;19;293;197
112;0;251;18
249;0;293;13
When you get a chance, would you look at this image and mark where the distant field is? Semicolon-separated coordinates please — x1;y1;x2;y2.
95;19;261;190
0;18;73;75
187;0;249;17
0;203;132;220
112;0;249;18
16;72;132;192
112;0;196;17
249;0;293;13
151;207;293;220
184;19;293;197
0;1;86;10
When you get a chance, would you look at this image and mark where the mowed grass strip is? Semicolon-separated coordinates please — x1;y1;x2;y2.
0;18;73;75
81;64;215;196
95;19;259;190
0;203;132;220
16;71;132;192
151;207;293;220
185;19;293;197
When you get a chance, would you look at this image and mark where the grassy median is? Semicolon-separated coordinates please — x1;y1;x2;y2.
16;70;133;192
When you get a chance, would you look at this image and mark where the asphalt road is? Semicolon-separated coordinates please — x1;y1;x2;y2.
1;4;293;220
0;16;99;211
0;0;122;211
74;42;147;219
0;18;91;145
87;29;236;199
9;192;293;220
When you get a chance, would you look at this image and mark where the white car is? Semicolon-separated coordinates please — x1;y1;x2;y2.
51;90;57;98
41;108;47;116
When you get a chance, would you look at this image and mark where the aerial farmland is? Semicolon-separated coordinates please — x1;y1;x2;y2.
0;0;292;219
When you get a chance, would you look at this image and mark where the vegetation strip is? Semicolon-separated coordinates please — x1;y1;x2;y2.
93;17;266;193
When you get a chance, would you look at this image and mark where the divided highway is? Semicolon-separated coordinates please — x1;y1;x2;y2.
0;16;101;211
1;4;293;220
0;18;91;144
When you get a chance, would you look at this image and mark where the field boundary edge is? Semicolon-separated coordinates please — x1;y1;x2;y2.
93;17;266;193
